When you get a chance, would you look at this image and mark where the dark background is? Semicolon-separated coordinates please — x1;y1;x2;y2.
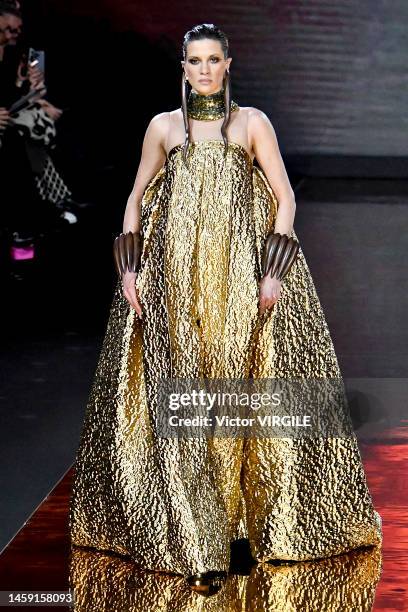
0;0;407;552
22;0;408;166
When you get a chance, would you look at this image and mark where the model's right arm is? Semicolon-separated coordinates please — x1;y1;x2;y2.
123;112;169;233
121;112;169;315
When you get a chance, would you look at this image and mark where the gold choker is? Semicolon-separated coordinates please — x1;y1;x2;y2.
187;88;239;121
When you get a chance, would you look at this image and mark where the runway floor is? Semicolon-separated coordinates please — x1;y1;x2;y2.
0;430;406;611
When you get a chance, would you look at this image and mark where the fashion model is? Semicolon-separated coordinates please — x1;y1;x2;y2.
69;23;382;596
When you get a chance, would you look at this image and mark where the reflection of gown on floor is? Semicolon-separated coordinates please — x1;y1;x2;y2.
69;545;382;611
68;140;382;577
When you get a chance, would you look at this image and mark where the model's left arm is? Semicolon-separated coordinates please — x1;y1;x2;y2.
248;108;297;314
249;108;296;236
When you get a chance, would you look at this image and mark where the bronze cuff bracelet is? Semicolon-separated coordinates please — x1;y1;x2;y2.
113;231;142;276
261;232;299;281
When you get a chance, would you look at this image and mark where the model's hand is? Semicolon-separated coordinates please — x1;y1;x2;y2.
122;271;143;317
259;274;281;315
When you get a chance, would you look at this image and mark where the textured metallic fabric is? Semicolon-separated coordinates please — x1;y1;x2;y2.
69;140;382;578
69;543;382;610
187;88;239;120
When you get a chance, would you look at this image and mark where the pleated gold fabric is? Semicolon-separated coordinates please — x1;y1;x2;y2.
68;140;382;577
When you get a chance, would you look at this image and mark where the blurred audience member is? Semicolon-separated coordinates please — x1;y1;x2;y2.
1;1;82;247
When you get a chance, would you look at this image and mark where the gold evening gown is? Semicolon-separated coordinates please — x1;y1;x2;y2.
68;139;382;578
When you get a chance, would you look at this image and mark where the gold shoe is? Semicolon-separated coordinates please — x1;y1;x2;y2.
186;570;227;596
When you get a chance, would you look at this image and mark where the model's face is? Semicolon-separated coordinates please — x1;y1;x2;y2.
182;39;231;96
3;14;22;45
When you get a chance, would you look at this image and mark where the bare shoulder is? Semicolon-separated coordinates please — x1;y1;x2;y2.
168;107;183;126
148;111;171;135
169;107;183;118
246;106;275;131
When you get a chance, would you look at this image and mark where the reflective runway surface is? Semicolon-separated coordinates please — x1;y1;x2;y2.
0;428;406;611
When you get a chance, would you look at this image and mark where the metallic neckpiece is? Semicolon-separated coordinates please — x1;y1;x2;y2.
187;87;239;121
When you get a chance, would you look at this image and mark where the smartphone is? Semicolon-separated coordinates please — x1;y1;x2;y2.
28;48;45;75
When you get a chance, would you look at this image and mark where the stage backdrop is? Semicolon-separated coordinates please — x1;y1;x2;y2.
26;0;408;162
